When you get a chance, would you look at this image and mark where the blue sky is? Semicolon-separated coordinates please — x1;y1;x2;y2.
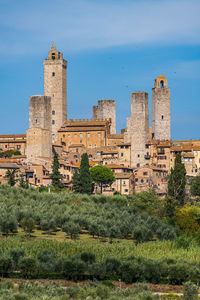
0;0;200;140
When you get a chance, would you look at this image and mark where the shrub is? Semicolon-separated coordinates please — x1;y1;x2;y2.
183;281;198;300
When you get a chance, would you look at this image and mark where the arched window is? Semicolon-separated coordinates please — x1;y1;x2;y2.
52;53;55;60
160;80;164;88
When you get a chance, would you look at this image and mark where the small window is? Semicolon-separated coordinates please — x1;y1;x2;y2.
141;179;144;183
52;134;55;139
161;115;164;120
17;145;21;150
35;119;37;123
89;144;92;148
52;72;55;77
76;148;78;153
123;181;126;185
138;154;140;158
121;153;124;157
143;172;148;176
52;120;55;125
88;133;90;138
135;178;138;182
52;110;55;115
137;163;140;168
125;189;128;193
185;158;188;162
52;53;55;60
94;144;97;148
80;133;83;138
68;134;71;138
63;134;65;138
98;133;101;138
160;80;164;88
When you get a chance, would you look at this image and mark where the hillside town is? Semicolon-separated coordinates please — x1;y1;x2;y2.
0;43;199;195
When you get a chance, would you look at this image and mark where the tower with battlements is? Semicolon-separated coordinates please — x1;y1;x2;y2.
93;100;116;134
44;42;67;141
152;75;170;141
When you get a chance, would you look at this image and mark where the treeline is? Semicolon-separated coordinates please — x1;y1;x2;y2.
0;248;200;285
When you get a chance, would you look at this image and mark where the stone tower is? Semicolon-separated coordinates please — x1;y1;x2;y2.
152;75;170;140
44;42;67;141
93;100;116;134
130;91;149;168
29;95;52;131
26;95;52;162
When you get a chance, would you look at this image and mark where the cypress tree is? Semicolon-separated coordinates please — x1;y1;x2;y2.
78;153;92;194
6;169;16;187
72;169;80;193
168;153;186;206
50;149;64;189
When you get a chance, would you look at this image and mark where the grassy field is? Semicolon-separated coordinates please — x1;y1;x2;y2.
1;229;200;263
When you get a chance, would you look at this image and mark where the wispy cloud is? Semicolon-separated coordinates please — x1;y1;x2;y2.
0;0;200;55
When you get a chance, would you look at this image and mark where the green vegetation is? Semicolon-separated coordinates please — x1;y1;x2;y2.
1;185;200;288
90;165;116;193
50;149;64;189
0;150;21;158
0;281;160;300
6;169;17;186
168;153;186;206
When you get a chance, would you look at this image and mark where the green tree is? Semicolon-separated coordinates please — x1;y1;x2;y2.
90;165;116;193
190;176;200;197
72;169;80;193
78;153;92;194
168;153;186;206
21;217;35;237
6;169;17;186
62;222;80;239
50;149;64;189
19;257;37;278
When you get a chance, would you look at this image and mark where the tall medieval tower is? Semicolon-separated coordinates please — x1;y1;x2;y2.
43;42;67;141
130;91;149;168
152;75;170;140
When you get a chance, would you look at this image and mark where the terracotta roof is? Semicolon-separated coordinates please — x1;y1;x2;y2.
102;150;118;154
0;134;26;138
106;164;132;169
157;74;167;79
183;152;194;158
115;173;133;179
0;162;19;169
108;134;124;139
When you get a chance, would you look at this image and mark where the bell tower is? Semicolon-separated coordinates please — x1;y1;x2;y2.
152;75;170;140
43;42;67;141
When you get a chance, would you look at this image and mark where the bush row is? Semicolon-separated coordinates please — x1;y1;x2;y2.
0;248;199;284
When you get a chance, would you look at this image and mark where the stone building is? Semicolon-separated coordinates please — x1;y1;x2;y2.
44;42;67;141
152;75;170;140
0;134;26;155
93;100;116;134
57;119;111;151
130;91;149;168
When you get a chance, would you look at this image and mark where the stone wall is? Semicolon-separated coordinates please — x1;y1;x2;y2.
26;128;52;162
29;95;52;131
130;91;149;168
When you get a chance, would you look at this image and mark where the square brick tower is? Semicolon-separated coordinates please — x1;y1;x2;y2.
44;42;67;141
152;75;170;140
130;91;149;168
